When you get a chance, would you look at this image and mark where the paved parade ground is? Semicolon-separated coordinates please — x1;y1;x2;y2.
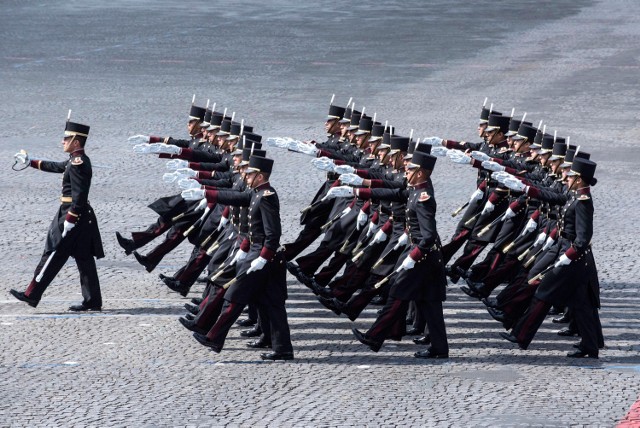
1;0;640;426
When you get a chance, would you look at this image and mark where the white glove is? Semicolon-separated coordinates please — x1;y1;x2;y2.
334;165;356;174
127;135;150;145
533;232;547;247
265;137;291;149
470;151;491;162
62;220;75;237
14;151;29;164
491;171;512;183
423;137;444;146
373;229;389;244
247;256;268;274
166;159;189;170
339;173;364;186
503;177;527;192
178;178;201;190
217;216;230;231
469;188;484;203
366;221;380;237
398;255;416;271
482;201;495;215
175;168;197;178
430;147;450;157
133;143;153;154
554;254;571;268
520;218;538;236
163;172;185;184
393;232;409;250
195;198;208;211
326;186;354;199
340;207;352;217
152;143;182;155
357;210;368;229
311;157;336;172
501;208;516;221
181;188;206;201
481;161;506;172
229;249;248;266
447;151;472;164
542;236;556;251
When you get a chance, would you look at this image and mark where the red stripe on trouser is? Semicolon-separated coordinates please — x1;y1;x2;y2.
367;298;404;341
206;301;238;340
176;249;210;283
617;396;640;426
514;298;550;349
198;294;210;310
25;280;37;296
196;288;226;329
453;243;485;271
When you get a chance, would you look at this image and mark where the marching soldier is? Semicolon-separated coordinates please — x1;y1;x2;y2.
182;156;294;360
499;157;602;358
10;117;104;311
324;151;449;358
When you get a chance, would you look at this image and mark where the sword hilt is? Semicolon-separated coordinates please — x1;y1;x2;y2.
517;248;530;261
502;241;515;254
171;212;186;222
205;242;221;256
374;276;390;289
223;277;238;290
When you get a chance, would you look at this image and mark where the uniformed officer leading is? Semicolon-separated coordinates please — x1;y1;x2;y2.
10;119;104;311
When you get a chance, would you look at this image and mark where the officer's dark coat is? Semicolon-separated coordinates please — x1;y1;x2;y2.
36;151;104;258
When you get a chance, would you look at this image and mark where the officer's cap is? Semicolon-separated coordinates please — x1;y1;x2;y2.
64;121;90;138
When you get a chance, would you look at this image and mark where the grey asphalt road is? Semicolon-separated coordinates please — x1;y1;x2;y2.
1;0;639;426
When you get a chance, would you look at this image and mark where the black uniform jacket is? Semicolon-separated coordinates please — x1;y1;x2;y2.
34;150;104;258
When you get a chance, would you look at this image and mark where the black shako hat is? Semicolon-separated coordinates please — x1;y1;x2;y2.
347;113;364;131
485;114;511;134
354;117;375;136
549;142;568;161
377;130;396;149
404;141;433;160
512;124;538;142
369;123;390;142
480;107;502;123
339;108;361;124
208;112;224;130
537;135;556;153
507;119;533;137
242;131;262;143
189;105;206;122
200;109;213;128
407;151;437;170
226;122;243;140
327;105;347;121
241;148;267;165
561;147;590;168
246;155;274;174
65;121;90;138
232;138;263;156
567;157;597;185
389;136;410;154
216;119;232;136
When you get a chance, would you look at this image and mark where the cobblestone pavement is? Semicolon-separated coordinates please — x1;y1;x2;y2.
1;0;639;426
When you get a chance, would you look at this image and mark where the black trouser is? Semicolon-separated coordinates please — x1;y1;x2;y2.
283;225;323;261
367;297;448;354
26;249;101;307
130;217;171;249
206;299;293;354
